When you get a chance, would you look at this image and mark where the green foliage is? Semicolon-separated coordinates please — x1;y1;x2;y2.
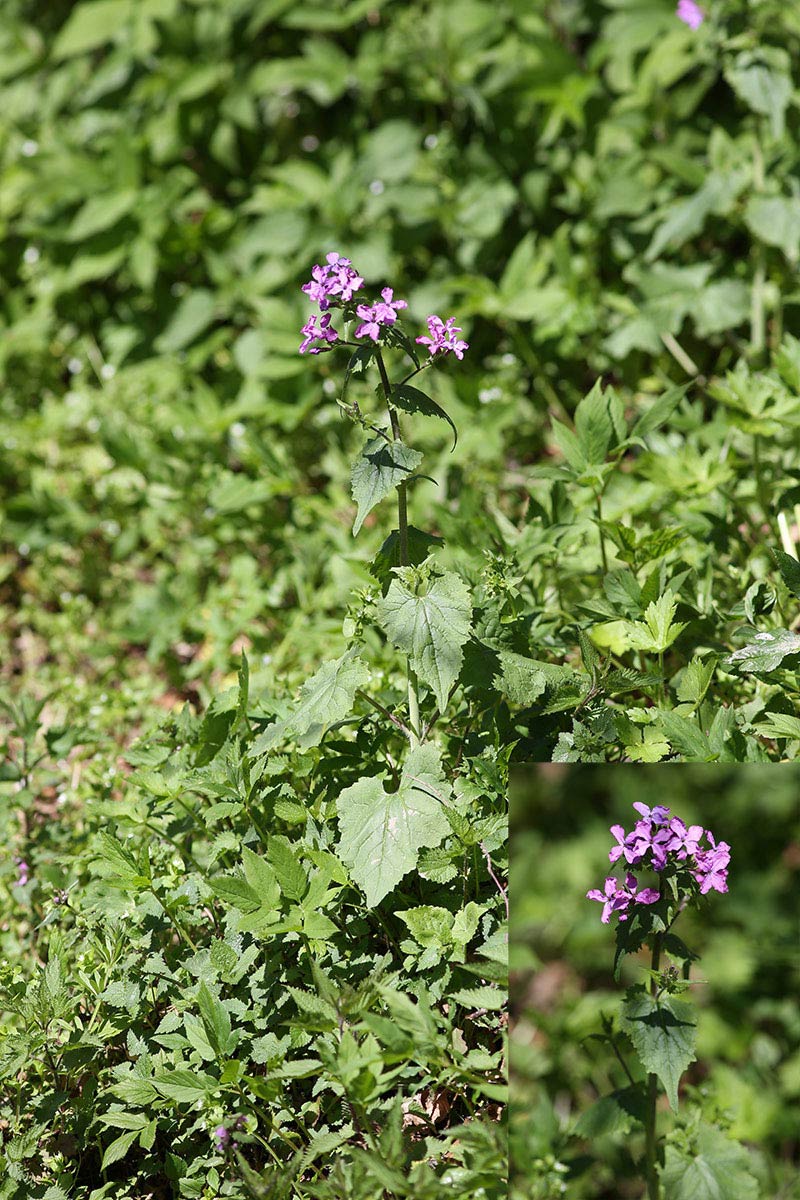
511;766;800;1199
376;566;473;713
661;1123;760;1200
336;746;451;907
4;0;800;1193
622;988;697;1112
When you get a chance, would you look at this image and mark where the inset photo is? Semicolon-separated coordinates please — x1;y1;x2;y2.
510;765;800;1199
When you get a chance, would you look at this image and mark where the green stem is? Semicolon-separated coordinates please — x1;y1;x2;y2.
753;435;768;527
644;934;663;1200
376;349;421;748
595;492;608;574
150;889;197;953
751;137;766;357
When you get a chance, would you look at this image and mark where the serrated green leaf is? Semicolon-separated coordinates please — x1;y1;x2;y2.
152;1069;219;1104
209;874;261;912
676;657;716;708
254;651;370;752
241;846;281;907
101;1128;139;1170
550;418;588;474
376;569;472;711
94;833;151;889
624;726;670;763
626;593;688;654
622;987;696;1111
661;1125;759;1200
197;983;234;1057
756;711;800;741
656;710;716;762
451;985;505;1010
494;650;586;709
336;745;450;906
266;837;307;901
726;628;800;673
96;1112;150;1131
351;436;423;535
574;381;626;464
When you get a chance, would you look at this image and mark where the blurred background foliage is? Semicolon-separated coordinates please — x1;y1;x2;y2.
510;764;800;1198
2;0;800;716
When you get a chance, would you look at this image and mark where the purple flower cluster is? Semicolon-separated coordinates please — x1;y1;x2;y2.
299;251;364;354
298;251;469;360
212;1115;247;1154
416;315;469;360
15;858;29;887
355;287;407;342
302;252;363;309
676;0;704;29
588;801;730;924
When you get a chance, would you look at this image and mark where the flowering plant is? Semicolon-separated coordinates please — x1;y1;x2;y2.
582;801;743;1200
587;801;730;925
294;251;472;768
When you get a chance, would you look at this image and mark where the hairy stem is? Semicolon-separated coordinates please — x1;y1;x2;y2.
644;934;663;1200
376;348;421;748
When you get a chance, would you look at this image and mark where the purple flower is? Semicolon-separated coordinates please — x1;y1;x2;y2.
587;873;659;924
608;825;628;864
354;287;408;342
15;858;29;887
676;0;704;29
693;835;730;895
301;252;364;309
665;817;704;861
632;802;670;826
416;315;469;360
587;876;623;925
213;1125;230;1153
649;827;675;871
299;311;339;355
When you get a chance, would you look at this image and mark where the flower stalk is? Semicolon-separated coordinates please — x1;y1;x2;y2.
376;347;421;747
644;933;663;1200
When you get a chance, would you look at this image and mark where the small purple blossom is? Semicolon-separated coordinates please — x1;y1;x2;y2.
693;835;730;895
416;315;469;360
213;1125;230;1153
666;817;704;861
299;311;339;355
587;873;660;924
15;858;29;887
354;287;408;342
301;252;364;309
633;802;670;825
676;0;704;29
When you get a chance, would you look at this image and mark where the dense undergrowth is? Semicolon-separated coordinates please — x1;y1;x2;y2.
1;0;800;1196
